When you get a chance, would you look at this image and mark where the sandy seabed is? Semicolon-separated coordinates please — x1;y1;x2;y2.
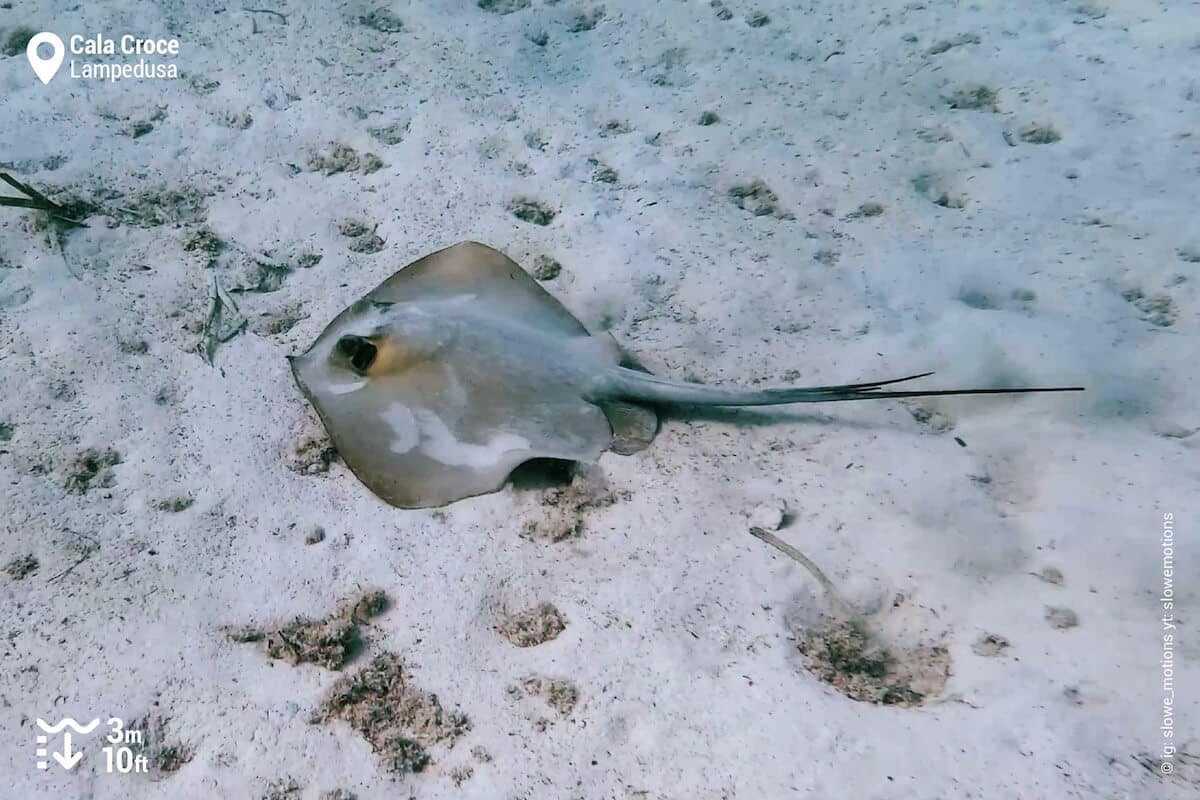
1;1;1197;798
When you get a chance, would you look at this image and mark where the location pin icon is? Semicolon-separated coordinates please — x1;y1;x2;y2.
27;32;65;85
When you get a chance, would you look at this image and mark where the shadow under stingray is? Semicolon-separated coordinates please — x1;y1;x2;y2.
508;457;577;492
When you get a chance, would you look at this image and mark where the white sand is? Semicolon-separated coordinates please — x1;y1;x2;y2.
1;1;1196;797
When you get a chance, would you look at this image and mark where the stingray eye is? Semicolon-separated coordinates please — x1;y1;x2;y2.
336;335;378;372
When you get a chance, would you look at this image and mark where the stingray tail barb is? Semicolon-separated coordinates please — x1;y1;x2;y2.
601;367;1084;407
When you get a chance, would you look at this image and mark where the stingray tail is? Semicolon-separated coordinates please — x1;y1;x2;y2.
602;367;1084;407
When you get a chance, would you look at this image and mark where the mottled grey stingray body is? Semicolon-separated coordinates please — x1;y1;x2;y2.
289;242;652;507
290;241;1082;508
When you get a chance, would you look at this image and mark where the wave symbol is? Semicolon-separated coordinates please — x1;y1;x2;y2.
36;718;100;734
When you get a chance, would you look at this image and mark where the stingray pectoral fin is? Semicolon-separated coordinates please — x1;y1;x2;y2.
334;402;612;508
602;367;1084;406
365;241;590;338
334;421;514;509
298;379;542;509
292;349;615;509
